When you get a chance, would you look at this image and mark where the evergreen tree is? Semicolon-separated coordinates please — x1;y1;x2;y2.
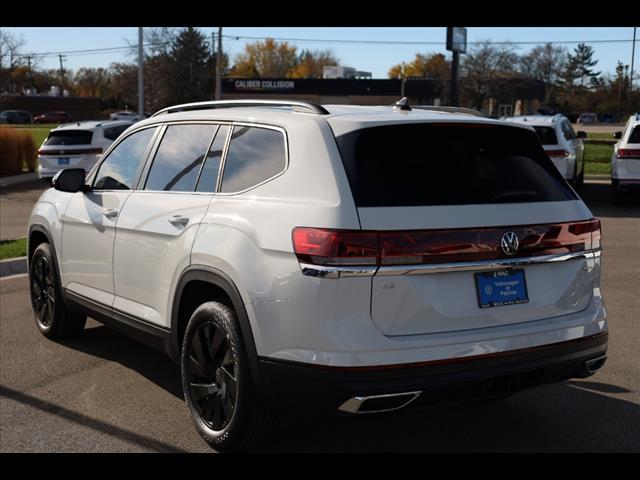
572;43;601;87
168;27;214;104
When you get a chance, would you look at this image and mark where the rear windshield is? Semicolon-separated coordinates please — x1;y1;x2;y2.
629;126;640;144
335;123;577;207
533;126;558;145
45;130;93;146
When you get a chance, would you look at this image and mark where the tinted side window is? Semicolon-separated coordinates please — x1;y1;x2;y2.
103;124;130;141
628;126;640;144
93;127;156;190
561;121;575;140
144;124;217;192
196;125;230;192
220;126;286;193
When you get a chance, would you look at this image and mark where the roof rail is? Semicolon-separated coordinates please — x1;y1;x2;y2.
412;106;485;117
151;99;330;117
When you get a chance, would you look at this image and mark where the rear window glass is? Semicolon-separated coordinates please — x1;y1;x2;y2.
103;124;130;141
45;130;93;146
336;123;576;207
533;126;558;145
629;126;640;144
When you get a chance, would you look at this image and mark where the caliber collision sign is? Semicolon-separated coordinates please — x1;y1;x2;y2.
446;27;467;54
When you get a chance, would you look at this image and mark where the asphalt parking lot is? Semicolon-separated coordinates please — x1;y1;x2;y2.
0;180;638;452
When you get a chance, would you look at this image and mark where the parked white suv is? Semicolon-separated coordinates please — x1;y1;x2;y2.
611;113;640;202
37;120;136;180
504;114;587;187
27;100;608;451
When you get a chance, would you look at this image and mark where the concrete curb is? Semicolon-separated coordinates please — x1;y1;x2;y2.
0;256;27;278
0;173;38;189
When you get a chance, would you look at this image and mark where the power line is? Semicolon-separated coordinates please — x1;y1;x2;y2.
222;34;640;46
7;36;640;60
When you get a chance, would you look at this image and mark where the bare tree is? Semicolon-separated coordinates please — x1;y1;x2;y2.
519;43;567;85
461;39;520;108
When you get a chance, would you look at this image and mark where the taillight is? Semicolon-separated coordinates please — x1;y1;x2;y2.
617;148;640;158
547;149;569;158
292;228;379;266
293;220;602;269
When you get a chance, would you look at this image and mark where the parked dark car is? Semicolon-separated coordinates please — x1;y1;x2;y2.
0;110;33;124
33;111;73;124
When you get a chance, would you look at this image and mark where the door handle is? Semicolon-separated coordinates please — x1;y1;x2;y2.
103;209;118;219
169;214;189;226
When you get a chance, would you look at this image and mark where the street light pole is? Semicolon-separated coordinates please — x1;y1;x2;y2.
138;27;144;118
451;51;459;107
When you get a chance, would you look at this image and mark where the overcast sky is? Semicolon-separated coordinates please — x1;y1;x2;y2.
4;27;638;81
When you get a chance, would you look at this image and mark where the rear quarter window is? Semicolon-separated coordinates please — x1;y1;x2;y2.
336;123;577;207
219;126;286;193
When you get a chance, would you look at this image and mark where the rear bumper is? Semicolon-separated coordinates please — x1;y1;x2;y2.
258;332;608;414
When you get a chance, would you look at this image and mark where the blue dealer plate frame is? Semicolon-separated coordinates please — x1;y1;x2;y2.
475;268;529;308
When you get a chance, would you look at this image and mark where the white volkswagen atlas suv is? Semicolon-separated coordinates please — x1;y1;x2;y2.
37;119;136;181
504;114;587;187
27;99;608;451
611;113;640;202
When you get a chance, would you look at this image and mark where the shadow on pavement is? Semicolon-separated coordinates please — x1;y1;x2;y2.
0;384;188;453
51;323;639;452
55;324;183;400
259;382;640;452
578;181;640;218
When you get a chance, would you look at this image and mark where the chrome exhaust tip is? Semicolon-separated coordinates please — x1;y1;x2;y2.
338;391;422;414
583;354;607;375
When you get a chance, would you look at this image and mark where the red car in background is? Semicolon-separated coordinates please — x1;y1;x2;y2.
33;111;73;124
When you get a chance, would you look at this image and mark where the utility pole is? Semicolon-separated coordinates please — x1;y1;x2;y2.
138;27;144;118
215;26;222;100
631;27;637;103
58;54;65;96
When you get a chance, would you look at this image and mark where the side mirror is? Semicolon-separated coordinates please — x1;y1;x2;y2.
613;131;622;139
52;168;88;193
576;131;587;139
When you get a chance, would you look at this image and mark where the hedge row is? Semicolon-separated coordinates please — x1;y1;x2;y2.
0;127;38;177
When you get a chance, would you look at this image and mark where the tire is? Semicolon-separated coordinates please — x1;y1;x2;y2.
29;243;86;339
611;179;625;205
181;301;274;451
575;161;585;188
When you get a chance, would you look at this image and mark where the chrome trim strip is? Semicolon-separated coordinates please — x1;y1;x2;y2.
300;264;378;279
377;249;600;276
338;391;422;414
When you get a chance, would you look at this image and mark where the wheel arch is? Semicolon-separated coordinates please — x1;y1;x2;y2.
170;266;263;388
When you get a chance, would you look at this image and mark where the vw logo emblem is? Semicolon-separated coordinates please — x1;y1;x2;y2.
500;231;519;256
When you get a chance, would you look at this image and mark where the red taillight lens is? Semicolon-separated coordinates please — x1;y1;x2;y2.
293;220;602;269
618;148;640;158
567;218;601;251
292;228;379;266
547;149;569;158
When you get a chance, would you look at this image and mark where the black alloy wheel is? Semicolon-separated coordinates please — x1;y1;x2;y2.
29;242;86;338
31;254;55;329
184;319;238;431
